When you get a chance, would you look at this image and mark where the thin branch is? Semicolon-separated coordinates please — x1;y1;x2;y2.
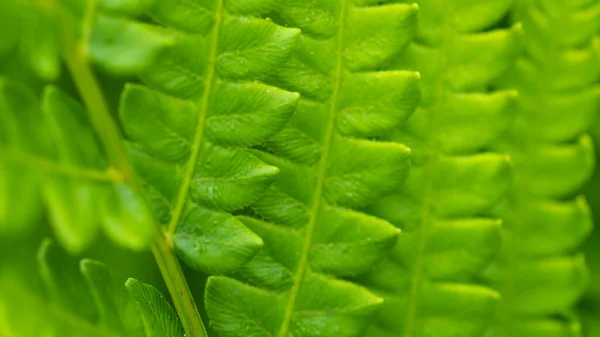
165;0;224;237
51;5;209;337
152;231;207;337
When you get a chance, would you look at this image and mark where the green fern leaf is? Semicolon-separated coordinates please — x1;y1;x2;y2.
0;239;183;337
90;14;173;74
125;278;186;337
356;1;521;337
204;1;421;337
118;0;301;275
488;1;600;336
0;80;155;252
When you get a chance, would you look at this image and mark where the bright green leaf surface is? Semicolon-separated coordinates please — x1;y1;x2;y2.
204;1;420;337
119;0;300;276
359;1;521;337
126;278;186;337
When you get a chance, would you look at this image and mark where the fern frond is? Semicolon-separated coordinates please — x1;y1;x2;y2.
203;1;421;337
0;80;156;252
489;1;600;336
356;1;522;336
0;239;184;337
118;0;301;275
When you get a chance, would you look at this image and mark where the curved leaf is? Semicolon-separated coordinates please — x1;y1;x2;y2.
205;1;420;337
0;80;155;252
119;0;301;275
0;239;182;337
360;1;520;337
488;1;600;336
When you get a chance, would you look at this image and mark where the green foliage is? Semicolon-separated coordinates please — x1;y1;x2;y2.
0;0;599;337
488;1;600;336
203;1;420;336
119;0;302;275
0;0;171;80
0;80;156;252
356;1;522;337
0;239;183;337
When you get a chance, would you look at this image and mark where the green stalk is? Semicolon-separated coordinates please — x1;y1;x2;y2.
152;231;207;337
53;5;208;337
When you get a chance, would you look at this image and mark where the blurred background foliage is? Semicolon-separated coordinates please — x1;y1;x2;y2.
0;40;221;337
579;126;600;337
0;4;214;332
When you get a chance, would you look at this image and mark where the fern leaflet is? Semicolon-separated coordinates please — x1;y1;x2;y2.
489;1;600;336
0;80;156;252
0;239;184;337
0;0;174;252
119;0;301;275
204;1;421;336
359;1;521;336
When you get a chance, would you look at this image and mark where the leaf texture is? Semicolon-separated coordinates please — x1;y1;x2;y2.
358;1;521;337
0;239;183;337
488;1;600;336
0;80;155;252
204;1;421;337
119;0;301;275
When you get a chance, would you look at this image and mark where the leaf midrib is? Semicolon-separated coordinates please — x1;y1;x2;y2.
166;0;225;236
498;3;572;335
401;4;455;337
276;1;349;336
0;146;122;183
46;2;208;336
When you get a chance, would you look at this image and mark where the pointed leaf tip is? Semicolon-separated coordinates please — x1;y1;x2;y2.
174;206;264;275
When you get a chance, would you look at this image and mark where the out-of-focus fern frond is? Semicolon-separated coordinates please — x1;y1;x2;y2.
0;80;156;252
0;239;184;337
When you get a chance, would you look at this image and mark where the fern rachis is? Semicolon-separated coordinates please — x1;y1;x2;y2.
117;0;302;278
360;1;521;336
202;1;420;337
489;1;600;336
